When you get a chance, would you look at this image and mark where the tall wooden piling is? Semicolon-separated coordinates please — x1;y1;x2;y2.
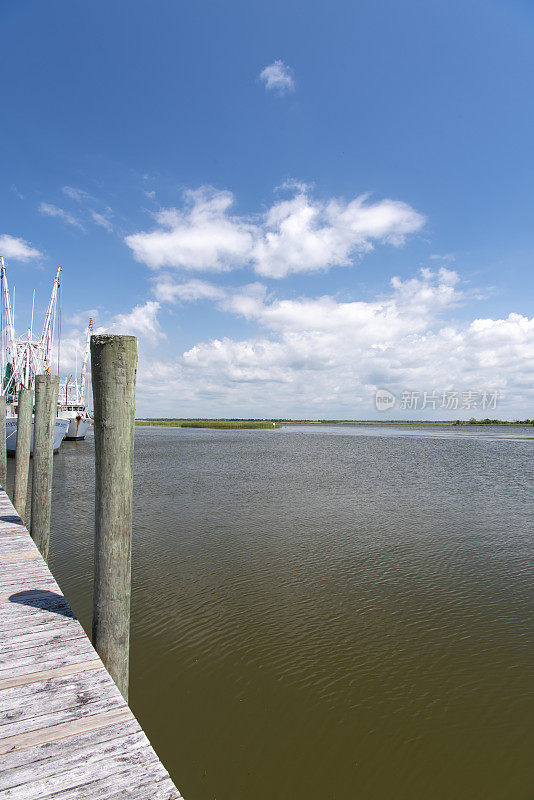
91;334;137;700
30;374;59;560
0;396;6;489
13;388;32;521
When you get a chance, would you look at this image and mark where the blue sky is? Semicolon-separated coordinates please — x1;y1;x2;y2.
1;0;533;418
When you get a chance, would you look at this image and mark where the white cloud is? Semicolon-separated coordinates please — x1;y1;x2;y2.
0;234;42;262
153;276;226;304
102;300;164;344
125;185;424;278
171;269;462;344
91;210;113;232
251;191;424;277
260;60;295;94
62;186;92;202
39;202;84;230
126;188;254;272
130;268;534;418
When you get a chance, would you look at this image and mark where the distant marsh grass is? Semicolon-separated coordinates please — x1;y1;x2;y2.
135;419;279;429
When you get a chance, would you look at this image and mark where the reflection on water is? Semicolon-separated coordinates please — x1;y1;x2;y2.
10;425;531;800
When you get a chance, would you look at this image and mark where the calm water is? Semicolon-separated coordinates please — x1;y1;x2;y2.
10;425;533;799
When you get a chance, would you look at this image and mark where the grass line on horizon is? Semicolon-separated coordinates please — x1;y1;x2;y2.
135;419;279;429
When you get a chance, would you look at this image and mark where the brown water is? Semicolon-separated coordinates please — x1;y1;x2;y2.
10;425;533;799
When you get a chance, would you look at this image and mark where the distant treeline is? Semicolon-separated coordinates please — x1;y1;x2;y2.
462;418;534;426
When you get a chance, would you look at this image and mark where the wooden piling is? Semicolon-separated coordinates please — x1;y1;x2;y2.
0;395;6;489
30;374;59;560
91;334;137;700
13;388;32;522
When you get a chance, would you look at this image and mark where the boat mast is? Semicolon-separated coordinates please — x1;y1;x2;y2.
0;259;17;395
1;259;17;370
39;266;61;375
79;317;93;406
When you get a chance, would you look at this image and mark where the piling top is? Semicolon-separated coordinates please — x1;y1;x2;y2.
0;487;182;799
91;334;137;345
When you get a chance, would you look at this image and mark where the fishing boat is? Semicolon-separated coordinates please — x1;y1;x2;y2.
58;318;93;440
5;415;68;454
0;258;69;454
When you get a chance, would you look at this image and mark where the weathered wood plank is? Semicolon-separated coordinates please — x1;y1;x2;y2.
0;636;90;668
0;669;122;719
0;660;102;690
0;547;39;564
0;647;100;678
0;719;141;777
0;733;157;799
0;762;178;800
0;698;131;744
0;585;62;600
0;608;79;634
0;605;78;630
0;580;59;598
0;553;41;563
105;779;183;800
0;565;52;581
0;590;73;612
0;707;133;755
0;543;36;555
0;627;89;653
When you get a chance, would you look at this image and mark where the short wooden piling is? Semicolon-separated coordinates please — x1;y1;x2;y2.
0;395;6;489
13;388;32;521
91;334;137;700
30;374;59;560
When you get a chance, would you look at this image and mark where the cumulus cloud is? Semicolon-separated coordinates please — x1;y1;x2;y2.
251;191;424;277
130;268;534;418
126;188;254;272
260;60;295;94
39;202;84;230
169;268;462;341
102;300;164;344
125;185;424;278
0;234;42;262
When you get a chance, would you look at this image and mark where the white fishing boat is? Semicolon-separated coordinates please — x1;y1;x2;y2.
0;258;68;454
5;415;69;454
58;318;93;440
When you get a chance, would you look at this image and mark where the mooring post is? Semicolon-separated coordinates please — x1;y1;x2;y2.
0;396;6;489
13;388;32;522
30;375;60;560
91;334;137;700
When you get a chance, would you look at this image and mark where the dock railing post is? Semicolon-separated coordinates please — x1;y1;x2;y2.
91;334;137;700
0;396;6;489
30;374;59;560
13;388;32;522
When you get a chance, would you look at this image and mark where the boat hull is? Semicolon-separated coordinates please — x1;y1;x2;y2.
5;417;69;455
64;417;91;440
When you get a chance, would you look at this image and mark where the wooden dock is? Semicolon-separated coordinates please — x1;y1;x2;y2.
0;487;182;799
